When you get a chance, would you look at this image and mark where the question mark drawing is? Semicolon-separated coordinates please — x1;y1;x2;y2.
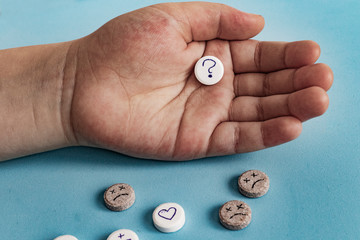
194;56;224;85
202;59;217;78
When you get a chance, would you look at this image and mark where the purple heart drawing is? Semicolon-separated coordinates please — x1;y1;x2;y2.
158;207;177;220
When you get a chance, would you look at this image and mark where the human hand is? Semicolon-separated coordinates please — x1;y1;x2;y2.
68;2;333;160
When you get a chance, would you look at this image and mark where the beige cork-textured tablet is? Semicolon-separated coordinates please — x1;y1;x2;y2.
103;183;135;211
238;170;270;198
219;200;251;230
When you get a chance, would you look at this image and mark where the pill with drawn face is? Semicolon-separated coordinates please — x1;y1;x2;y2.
219;200;251;230
106;229;139;240
238;170;270;198
103;183;135;211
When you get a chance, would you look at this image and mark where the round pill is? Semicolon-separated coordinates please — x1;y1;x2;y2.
103;183;135;211
194;56;224;85
106;229;139;240
53;235;78;240
152;202;185;233
219;200;251;230
238;170;270;198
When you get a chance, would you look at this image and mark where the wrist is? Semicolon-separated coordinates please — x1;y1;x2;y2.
60;40;80;147
0;41;79;160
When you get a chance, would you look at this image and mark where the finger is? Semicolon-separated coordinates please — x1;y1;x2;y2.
152;2;265;42
206;117;302;156
230;40;320;73
234;63;334;97
229;87;329;122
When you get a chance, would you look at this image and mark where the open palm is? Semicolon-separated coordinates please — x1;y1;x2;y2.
70;2;332;160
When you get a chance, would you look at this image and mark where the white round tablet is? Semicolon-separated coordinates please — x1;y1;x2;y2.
53;235;78;240
152;202;185;233
195;56;224;85
106;229;139;240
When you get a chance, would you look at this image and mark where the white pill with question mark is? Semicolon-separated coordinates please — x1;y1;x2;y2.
194;56;224;85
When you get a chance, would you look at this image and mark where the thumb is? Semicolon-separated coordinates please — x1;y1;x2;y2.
152;2;265;42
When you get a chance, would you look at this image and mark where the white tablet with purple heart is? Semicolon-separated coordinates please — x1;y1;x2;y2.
152;202;185;233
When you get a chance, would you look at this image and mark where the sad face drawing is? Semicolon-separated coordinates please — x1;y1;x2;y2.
219;200;252;230
238;170;270;198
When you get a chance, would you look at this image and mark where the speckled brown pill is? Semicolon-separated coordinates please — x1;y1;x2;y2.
219;200;251;230
238;170;270;198
103;183;135;211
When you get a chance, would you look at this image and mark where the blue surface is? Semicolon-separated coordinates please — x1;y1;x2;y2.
0;0;359;239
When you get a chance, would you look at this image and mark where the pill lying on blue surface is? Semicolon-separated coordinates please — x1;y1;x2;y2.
103;183;135;211
152;202;185;233
238;170;270;198
53;235;78;240
107;229;139;240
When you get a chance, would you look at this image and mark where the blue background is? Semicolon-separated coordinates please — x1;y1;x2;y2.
0;0;359;239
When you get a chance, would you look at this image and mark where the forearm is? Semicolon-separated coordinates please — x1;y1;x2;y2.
0;42;78;161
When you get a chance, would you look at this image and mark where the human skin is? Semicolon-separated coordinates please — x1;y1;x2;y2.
0;2;333;161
